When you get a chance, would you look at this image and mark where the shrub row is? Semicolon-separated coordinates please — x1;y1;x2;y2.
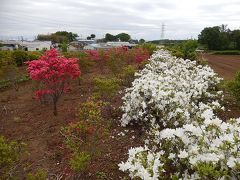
119;50;240;179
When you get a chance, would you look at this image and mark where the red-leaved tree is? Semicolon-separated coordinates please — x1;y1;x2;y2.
26;48;80;115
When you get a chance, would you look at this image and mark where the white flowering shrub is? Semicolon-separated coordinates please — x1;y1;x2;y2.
121;50;222;127
120;117;240;180
119;50;240;180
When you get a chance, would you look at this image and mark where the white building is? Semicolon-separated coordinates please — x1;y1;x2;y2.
77;39;95;44
0;40;52;51
83;42;137;50
106;42;130;47
0;40;19;51
22;41;52;51
83;43;111;50
106;42;137;48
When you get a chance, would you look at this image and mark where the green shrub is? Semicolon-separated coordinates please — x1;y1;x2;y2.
60;42;68;52
77;97;106;123
12;50;28;66
62;52;78;58
61;122;92;173
61;98;110;173
168;40;198;60
0;51;21;90
194;163;228;179
93;76;120;99
27;52;41;61
0;136;27;179
69;152;91;172
78;54;95;74
0;51;14;77
137;43;157;55
61;97;108;149
226;71;240;102
61;121;93;151
120;65;136;86
96;171;107;179
26;169;47;180
77;53;95;85
106;50;128;76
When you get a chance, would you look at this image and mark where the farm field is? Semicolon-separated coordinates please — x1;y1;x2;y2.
202;54;240;80
1;49;240;179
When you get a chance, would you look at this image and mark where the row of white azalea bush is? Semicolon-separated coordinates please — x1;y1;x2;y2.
119;50;240;179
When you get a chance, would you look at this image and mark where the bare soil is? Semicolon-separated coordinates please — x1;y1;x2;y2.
202;54;240;80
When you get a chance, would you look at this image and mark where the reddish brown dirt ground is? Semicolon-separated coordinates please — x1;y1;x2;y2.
201;54;240;119
202;54;240;80
1;54;240;179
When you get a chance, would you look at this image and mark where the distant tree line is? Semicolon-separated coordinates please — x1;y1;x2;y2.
37;31;145;44
198;24;240;50
37;31;78;43
87;34;96;40
149;39;186;45
104;33;131;42
94;33;142;43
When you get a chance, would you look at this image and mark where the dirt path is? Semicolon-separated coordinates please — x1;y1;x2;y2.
202;54;240;80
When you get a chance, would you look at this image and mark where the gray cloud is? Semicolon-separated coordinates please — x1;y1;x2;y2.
0;0;239;40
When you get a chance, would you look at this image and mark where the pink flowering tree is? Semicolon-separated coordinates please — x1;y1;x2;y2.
26;48;80;115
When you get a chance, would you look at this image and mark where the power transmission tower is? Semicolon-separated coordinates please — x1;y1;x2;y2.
161;23;166;45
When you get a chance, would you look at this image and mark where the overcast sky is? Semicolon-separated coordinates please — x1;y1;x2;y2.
0;0;239;40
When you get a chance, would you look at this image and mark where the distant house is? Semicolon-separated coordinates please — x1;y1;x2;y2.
0;45;15;51
106;42;137;49
83;44;96;50
68;41;84;51
0;40;19;51
22;41;52;51
83;43;111;50
106;42;130;47
77;39;95;45
67;40;97;51
0;40;52;51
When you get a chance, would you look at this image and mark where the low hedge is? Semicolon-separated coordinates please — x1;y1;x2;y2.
211;50;240;55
